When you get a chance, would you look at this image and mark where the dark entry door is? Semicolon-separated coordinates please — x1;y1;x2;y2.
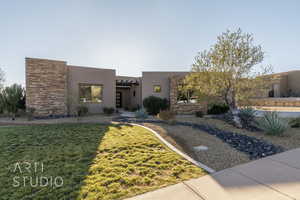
116;92;122;108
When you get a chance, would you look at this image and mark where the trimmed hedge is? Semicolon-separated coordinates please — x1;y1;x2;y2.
143;96;169;115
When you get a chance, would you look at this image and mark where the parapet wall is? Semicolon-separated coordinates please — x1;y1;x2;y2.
247;98;300;107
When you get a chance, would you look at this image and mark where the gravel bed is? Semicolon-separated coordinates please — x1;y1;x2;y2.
143;123;250;171
113;117;284;160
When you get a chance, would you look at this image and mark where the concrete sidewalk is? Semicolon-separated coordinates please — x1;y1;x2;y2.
127;148;300;200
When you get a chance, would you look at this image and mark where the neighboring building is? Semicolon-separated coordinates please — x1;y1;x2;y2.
266;70;300;98
26;58;205;116
247;70;300;108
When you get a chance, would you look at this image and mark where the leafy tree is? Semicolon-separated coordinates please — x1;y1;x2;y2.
185;28;273;126
0;68;4;89
1;84;25;120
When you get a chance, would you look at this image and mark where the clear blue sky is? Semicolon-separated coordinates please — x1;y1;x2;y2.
1;0;300;85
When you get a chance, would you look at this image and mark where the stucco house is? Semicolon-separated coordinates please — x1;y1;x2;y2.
247;70;300;108
25;58;300;117
26;58;204;116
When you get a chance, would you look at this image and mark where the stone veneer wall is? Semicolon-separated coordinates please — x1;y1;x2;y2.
247;98;300;107
26;58;68;116
169;75;207;114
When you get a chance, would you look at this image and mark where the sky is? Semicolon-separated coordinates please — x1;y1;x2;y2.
0;0;300;86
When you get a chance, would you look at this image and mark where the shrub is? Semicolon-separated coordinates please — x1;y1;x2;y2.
26;107;35;121
103;107;115;115
238;107;256;129
207;103;229;115
0;84;25;120
130;105;140;112
135;109;148;119
143;96;169;115
258;112;289;136
77;105;88;117
157;110;175;123
195;111;204;118
289;117;300;128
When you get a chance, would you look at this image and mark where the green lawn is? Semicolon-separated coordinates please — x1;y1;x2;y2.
0;124;206;200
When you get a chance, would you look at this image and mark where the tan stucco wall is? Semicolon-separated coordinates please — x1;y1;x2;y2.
141;72;188;102
68;65;116;114
287;71;300;96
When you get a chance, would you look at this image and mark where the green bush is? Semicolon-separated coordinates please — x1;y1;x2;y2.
289;117;300;128
258;112;289;136
207;103;229;115
143;96;169;115
103;107;115;115
77;105;88;117
135;109;148;119
195;111;204;118
0;84;25;119
238;107;256;128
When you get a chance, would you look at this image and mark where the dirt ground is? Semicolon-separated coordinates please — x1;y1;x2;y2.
143;123;250;171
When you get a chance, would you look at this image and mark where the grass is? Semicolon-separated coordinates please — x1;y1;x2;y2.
0;124;206;200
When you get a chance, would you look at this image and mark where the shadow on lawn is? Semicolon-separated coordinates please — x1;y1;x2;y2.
0;123;131;199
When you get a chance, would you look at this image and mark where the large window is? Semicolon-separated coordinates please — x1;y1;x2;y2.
79;84;103;103
177;83;198;104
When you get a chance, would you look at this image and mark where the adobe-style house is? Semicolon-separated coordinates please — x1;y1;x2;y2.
248;70;300;107
25;58;300;116
26;58;204;116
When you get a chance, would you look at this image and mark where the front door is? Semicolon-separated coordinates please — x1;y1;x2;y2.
116;91;122;108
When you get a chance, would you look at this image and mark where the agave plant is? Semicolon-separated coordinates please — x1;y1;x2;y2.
135;109;148;119
258;111;289;136
238;107;257;129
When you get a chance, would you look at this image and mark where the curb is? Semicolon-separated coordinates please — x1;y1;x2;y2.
131;123;216;174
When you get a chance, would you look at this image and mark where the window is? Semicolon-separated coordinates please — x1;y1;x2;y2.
133;90;136;97
79;84;103;103
153;85;161;93
177;83;198;104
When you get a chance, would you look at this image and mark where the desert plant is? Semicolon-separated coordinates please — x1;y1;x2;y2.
195;111;204;118
103;107;115;115
143;96;169;115
258;112;289;136
207;103;229;115
238;107;257;129
135;109;148;119
0;84;25;120
157;110;176;123
26;107;35;121
289;117;300;128
77;105;88;117
185;29;274;128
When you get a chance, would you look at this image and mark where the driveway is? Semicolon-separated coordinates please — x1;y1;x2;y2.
127;148;300;200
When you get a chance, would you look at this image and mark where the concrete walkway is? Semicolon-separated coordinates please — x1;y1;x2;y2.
127;148;300;200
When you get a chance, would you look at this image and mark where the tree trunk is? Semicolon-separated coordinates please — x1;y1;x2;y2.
226;92;242;128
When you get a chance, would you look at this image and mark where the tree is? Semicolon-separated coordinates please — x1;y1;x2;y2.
0;68;4;89
185;28;273;126
1;84;25;120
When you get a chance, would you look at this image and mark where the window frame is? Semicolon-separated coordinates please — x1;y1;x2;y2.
78;83;103;104
153;85;161;93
